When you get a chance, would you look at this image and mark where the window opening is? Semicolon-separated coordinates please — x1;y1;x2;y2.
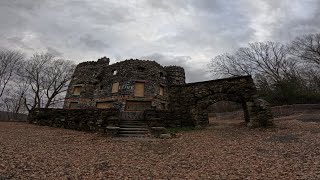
159;85;164;96
134;82;145;97
112;82;119;93
73;86;82;95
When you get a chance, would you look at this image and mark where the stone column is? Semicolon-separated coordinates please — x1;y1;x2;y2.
191;108;209;127
246;98;273;128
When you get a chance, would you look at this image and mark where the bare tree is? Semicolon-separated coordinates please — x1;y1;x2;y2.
210;41;297;83
22;53;52;111
289;33;320;66
42;59;75;108
299;64;320;92
210;53;253;77
0;50;24;98
21;53;75;111
210;38;320;105
288;33;320;92
3;82;28;114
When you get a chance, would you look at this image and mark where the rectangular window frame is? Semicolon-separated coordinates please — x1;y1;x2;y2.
159;85;165;96
134;82;145;97
96;102;113;109
73;85;82;95
111;82;119;93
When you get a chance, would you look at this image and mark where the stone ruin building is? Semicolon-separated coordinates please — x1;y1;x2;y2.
28;57;273;137
63;57;183;112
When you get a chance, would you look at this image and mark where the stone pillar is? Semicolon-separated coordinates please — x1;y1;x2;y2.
241;100;250;123
191;108;209;127
246;98;273;128
106;126;120;137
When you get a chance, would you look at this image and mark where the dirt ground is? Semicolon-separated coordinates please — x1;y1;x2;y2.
1;112;320;179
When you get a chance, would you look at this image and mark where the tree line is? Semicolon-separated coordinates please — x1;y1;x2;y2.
0;51;75;116
209;33;320;106
1;33;319;116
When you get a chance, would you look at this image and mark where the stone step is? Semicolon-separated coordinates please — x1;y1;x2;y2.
119;128;149;131
118;119;150;138
120;125;148;128
117;134;148;138
119;124;145;127
120;120;146;122
120;120;146;123
120;125;147;127
118;130;149;134
120;123;148;126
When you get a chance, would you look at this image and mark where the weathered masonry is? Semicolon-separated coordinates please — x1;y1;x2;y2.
29;57;273;135
60;57;272;128
167;76;273;127
64;57;185;112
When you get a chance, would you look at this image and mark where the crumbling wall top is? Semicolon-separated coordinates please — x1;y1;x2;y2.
97;56;110;65
77;61;98;67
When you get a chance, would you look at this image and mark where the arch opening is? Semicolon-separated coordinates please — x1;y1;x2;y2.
207;101;246;127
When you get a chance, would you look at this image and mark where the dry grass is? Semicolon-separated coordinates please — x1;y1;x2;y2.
1;112;320;179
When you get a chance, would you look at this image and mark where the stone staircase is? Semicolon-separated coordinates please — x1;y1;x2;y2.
118;119;149;137
118;112;149;137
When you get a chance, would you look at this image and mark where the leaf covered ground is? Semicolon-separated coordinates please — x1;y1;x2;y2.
1;113;320;179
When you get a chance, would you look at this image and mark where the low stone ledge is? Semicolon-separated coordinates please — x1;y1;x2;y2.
150;126;167;138
28;108;120;135
159;133;172;139
107;116;120;126
148;118;162;127
106;126;120;137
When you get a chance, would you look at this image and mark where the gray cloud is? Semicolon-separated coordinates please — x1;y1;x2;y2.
79;34;109;51
7;37;34;51
46;47;63;57
0;0;319;82
141;53;211;82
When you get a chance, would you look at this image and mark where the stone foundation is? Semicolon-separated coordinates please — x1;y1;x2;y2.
28;108;120;135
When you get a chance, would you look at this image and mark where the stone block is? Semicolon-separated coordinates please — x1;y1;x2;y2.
159;133;172;139
150;127;167;138
106;126;120;137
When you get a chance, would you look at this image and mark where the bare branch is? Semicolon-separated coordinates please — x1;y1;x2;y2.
19;53;75;111
0;50;24;98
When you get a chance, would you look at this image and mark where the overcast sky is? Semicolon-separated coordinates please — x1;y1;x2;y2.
1;0;319;82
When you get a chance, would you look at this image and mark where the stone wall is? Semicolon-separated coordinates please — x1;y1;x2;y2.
28;108;120;133
144;109;193;127
271;104;320;117
208;104;320;120
0;111;28;122
168;75;273;128
64;59;185;110
57;58;274;129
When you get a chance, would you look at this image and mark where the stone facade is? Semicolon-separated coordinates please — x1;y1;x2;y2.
144;109;192;127
64;58;185;112
29;57;273;131
168;76;273;127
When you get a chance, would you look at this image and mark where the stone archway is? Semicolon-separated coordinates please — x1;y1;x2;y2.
207;100;243;125
189;93;249;126
168;76;273;128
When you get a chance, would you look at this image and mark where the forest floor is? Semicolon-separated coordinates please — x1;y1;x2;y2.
1;111;320;179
